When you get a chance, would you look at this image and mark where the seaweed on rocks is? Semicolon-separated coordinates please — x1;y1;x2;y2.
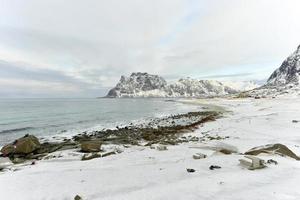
73;111;221;146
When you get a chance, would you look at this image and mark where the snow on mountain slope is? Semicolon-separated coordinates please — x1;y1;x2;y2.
267;45;300;86
165;78;238;97
244;45;300;98
106;72;167;97
106;73;258;98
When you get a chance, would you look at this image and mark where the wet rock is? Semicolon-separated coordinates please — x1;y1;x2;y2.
245;143;300;160
186;168;196;173
193;153;207;159
80;141;102;153
209;165;221;170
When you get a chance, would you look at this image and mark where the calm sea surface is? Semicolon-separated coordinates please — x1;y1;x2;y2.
0;98;200;145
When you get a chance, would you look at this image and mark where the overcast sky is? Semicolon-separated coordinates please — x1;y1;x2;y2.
1;0;300;97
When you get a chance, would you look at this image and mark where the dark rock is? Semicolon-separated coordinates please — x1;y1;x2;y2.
186;168;196;173
267;159;278;165
74;195;82;200
209;165;221;170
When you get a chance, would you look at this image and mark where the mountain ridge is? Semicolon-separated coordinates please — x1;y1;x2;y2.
106;72;258;98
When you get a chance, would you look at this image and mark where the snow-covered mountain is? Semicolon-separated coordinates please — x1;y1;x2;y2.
106;72;258;98
106;72;167;97
267;45;300;86
245;45;300;98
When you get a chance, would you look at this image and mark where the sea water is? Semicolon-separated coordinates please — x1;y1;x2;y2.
0;98;201;145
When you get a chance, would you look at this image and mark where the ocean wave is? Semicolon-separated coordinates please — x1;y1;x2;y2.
0;127;34;134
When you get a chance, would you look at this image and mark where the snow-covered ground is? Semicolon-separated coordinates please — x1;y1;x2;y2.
1;97;300;200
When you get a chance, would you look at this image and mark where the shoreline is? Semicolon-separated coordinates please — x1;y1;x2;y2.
0;100;224;165
0;98;204;146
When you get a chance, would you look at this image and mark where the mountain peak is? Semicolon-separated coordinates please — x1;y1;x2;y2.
267;45;300;86
106;73;257;98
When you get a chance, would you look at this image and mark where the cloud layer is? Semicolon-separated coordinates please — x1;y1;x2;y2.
1;0;300;97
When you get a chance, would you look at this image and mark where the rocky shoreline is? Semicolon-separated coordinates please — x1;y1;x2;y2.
0;110;222;165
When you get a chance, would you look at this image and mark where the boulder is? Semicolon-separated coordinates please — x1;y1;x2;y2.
80;141;102;153
1;135;40;156
245;143;300;160
14;135;40;154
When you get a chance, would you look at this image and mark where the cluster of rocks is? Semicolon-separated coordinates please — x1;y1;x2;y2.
73;111;221;147
0;111;221;165
0;134;78;164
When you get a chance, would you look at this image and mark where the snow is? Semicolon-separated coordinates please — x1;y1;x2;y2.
1;97;300;200
267;45;300;85
106;72;258;98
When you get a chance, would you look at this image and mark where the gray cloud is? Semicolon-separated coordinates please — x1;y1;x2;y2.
0;0;300;97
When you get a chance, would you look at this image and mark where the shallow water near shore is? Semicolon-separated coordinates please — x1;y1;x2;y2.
0;98;202;145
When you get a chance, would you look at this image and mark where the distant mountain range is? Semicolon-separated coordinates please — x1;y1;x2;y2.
106;72;259;98
106;45;300;98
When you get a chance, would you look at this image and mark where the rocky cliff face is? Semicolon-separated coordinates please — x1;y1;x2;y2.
267;45;300;86
165;79;238;97
106;72;167;97
243;45;300;98
106;72;255;98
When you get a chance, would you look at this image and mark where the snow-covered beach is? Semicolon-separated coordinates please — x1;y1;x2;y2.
1;96;300;200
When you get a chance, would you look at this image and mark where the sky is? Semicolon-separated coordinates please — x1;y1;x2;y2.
1;0;300;98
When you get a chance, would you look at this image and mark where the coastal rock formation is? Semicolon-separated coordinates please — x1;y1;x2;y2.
106;72;257;98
